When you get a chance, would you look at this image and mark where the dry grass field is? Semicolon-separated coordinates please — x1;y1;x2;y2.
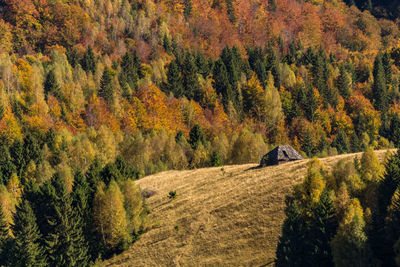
105;150;390;267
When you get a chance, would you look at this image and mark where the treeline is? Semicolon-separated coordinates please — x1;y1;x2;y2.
276;149;400;266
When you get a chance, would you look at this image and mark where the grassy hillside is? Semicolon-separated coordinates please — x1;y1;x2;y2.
104;150;390;266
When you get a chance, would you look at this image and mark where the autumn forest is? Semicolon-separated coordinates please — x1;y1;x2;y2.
0;0;400;265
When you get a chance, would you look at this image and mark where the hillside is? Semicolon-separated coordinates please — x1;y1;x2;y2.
105;150;390;266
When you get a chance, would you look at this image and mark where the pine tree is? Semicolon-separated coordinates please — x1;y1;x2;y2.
337;65;352;98
119;52;139;94
11;200;47;267
225;0;236;23
213;59;234;109
0;205;9;264
166;60;184;98
44;174;89;267
99;67;115;105
184;0;192;19
372;53;388;113
350;132;361;152
371;152;400;265
44;69;62;101
332;129;350;154
81;46;96;73
382;52;392;86
302;130;314;157
183;54;202;102
189;124;205;150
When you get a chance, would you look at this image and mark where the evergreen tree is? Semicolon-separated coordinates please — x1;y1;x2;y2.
225;0;236;23
213;59;234;109
302;130;314;157
372;152;400;265
382;52;392;86
81;46;96;73
99;67;115;105
44;69;62;101
119;52;139;94
44;174;89;267
350;132;361;152
166;60;184;98
337;65;352;98
332;129;350;154
184;0;192;19
0;205;9;264
183;54;202;102
189;124;205;150
11;200;47;267
390;114;400;148
372;53;388;113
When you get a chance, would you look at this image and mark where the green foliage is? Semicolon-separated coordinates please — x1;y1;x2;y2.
332;129;350;154
81;46;96;74
11;200;47;267
99;67;115;105
44;69;62;101
189;124;205;150
372;53;388;113
44;174;89;266
168;190;176;199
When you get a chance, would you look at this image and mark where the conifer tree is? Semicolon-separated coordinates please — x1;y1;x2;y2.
332;129;350;154
337;65;352;98
225;0;236;23
390;115;400;148
302;129;314;157
44;69;62;101
11;200;47;267
44;174;89;267
184;0;192;19
350;132;361;152
372;53;388;113
183;54;202;102
189;124;205;150
166;60;184;98
99;67;115;105
213;59;234;109
119;52;139;93
81;46;96;73
382;52;392;86
0;205;9;264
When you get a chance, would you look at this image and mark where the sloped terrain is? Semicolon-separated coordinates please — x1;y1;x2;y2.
105;151;389;267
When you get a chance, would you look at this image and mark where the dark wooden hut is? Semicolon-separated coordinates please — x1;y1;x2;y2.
259;145;304;167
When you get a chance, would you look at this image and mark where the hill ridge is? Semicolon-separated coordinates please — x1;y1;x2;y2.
105;150;390;266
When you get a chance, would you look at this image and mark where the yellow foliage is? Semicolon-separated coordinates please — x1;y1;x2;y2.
300;158;326;203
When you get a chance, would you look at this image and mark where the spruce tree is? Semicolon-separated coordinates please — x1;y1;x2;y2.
81;46;96;73
213;59;234;109
371;152;400;265
119;52;139;93
99;67;115;105
337;65;351;98
166;60;184;98
302;130;314;157
183;0;192;19
225;0;236;23
11;200;47;267
332;129;349;154
44;174;89;267
189;124;205;150
44;69;62;101
183;54;202;102
372;53;388;113
0;205;9;264
390;114;400;148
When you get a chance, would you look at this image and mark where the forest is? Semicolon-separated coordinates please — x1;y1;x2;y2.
276;149;400;266
0;0;400;265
